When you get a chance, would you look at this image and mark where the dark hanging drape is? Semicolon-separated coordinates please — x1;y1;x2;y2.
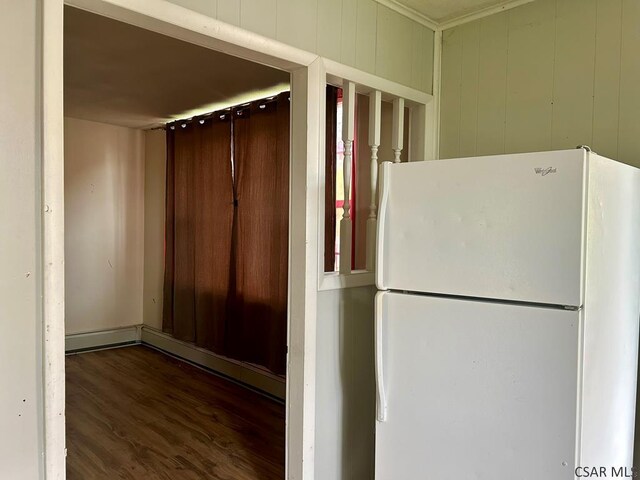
163;94;289;375
227;92;290;375
163;114;234;355
325;85;339;272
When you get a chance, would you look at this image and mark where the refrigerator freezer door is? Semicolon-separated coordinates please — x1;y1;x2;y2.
376;149;587;307
375;291;579;480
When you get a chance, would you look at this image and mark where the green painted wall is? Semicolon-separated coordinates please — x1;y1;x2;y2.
168;0;435;94
440;0;640;168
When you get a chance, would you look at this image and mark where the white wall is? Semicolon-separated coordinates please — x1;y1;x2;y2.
0;1;44;477
64;117;145;334
315;286;376;479
143;129;166;330
168;0;435;94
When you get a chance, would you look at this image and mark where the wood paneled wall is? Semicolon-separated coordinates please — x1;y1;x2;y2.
168;0;435;94
440;0;640;168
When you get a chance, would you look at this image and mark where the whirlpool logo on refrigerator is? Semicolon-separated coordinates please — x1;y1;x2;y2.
534;167;557;176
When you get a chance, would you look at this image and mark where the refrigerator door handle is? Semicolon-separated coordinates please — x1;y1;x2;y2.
376;162;391;290
375;293;388;422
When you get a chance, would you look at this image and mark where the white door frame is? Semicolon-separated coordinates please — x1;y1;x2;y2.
41;1;322;478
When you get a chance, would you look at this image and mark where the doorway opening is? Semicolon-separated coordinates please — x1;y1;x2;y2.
63;6;292;478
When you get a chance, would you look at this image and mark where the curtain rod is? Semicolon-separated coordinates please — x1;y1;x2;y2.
167;91;290;129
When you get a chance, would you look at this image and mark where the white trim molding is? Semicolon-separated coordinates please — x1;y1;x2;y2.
140;327;286;400
66;0;316;69
325;59;433;107
287;59;323;480
374;0;535;32
63;325;286;399
431;29;443;160
437;0;535;31
42;0;66;478
65;325;142;352
48;2;319;479
320;272;376;291
374;0;438;31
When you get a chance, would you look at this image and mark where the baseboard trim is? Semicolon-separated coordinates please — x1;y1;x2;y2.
65;325;141;353
64;325;285;400
140;326;286;400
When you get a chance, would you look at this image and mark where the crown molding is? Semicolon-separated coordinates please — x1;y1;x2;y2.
374;0;439;31
374;0;535;32
437;0;535;30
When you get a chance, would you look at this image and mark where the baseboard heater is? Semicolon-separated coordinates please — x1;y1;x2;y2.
65;325;285;400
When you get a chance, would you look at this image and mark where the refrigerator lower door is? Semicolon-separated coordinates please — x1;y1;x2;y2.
375;291;580;480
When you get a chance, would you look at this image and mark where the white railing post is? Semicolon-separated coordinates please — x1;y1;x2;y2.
366;90;382;272
392;97;405;163
340;81;356;274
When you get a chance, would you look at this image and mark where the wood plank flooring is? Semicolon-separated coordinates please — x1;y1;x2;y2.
66;345;285;480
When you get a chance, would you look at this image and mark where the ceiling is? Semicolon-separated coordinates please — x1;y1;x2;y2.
389;0;519;23
64;7;290;129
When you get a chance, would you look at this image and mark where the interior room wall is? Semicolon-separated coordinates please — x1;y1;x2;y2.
315;286;376;480
143;129;166;330
64;117;145;334
439;0;640;170
168;0;434;94
0;0;44;477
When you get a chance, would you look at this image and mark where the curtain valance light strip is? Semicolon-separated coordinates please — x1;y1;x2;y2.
167;91;290;129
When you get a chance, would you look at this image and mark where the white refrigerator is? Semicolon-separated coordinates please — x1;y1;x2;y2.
374;149;640;479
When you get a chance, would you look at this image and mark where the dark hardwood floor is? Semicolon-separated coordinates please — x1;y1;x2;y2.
66;345;285;480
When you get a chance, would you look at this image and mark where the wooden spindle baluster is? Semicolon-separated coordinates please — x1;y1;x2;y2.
340;81;355;275
392;97;405;163
366;90;381;272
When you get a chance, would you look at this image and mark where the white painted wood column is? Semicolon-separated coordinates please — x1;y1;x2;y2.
392;97;405;163
288;59;323;480
43;0;66;478
339;81;355;274
366;90;381;272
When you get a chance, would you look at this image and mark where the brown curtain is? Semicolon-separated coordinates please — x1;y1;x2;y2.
325;85;339;272
162;114;234;355
227;93;290;375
